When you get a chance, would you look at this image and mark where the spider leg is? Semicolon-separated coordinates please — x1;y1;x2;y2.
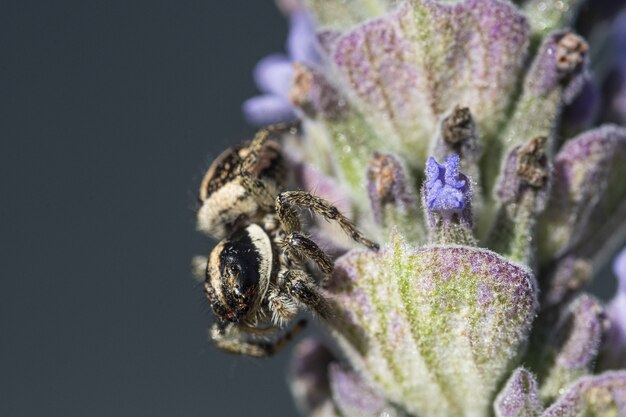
210;320;306;357
266;285;299;326
280;269;334;320
238;174;275;211
236;128;280;211
276;191;379;251
283;232;334;285
235;322;283;336
236;123;304;212
239;123;301;177
239;128;270;174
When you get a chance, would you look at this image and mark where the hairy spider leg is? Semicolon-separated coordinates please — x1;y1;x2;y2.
281;269;333;320
237;129;275;211
282;232;334;286
276;191;380;251
236;125;297;211
210;319;306;357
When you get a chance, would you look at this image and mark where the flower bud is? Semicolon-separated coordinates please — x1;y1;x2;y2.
423;154;474;245
541;371;626;416
539;294;608;403
494;368;542;417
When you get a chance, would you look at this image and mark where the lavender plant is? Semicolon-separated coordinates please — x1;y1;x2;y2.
240;0;626;415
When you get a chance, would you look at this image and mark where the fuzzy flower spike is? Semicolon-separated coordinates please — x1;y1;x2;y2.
200;0;626;416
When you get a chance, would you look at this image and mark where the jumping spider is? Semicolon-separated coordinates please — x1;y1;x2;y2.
195;125;378;357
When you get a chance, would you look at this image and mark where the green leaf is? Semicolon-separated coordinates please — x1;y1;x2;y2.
325;233;538;417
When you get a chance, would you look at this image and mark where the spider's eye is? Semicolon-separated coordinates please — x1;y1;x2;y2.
223;263;248;296
225;264;240;279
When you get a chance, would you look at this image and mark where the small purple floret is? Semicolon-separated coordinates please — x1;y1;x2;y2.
287;11;319;64
494;368;542;417
425;154;468;217
243;10;319;126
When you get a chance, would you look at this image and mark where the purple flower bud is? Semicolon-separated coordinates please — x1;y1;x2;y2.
328;364;387;416
540;294;608;402
424;154;470;223
541;371;626;416
288;338;397;417
501;32;589;152
527;32;588;104
423;154;474;244
494;368;542;417
538;125;626;259
555;295;606;370
288;338;335;415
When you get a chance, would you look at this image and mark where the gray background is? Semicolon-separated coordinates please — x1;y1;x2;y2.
0;1;300;416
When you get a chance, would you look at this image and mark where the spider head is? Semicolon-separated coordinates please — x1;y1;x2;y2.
205;224;273;322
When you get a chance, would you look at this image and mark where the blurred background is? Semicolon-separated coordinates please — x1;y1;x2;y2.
0;1;301;416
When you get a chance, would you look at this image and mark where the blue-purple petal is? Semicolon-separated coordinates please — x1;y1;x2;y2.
287;11;319;65
253;53;294;97
425;155;467;213
242;94;296;126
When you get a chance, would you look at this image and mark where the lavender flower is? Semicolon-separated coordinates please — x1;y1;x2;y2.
242;9;319;125
201;0;626;415
423;154;474;244
424;155;468;218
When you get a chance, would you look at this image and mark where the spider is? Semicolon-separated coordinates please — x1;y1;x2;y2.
195;125;378;357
